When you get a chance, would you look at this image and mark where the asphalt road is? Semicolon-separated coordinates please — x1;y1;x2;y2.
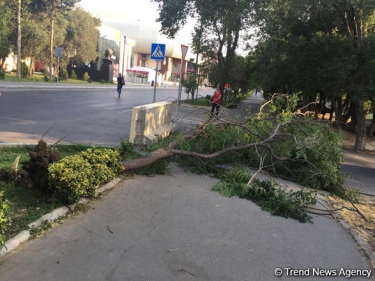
0;85;211;146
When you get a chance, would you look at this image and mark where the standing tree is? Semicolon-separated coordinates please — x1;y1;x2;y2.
153;0;257;89
249;0;375;150
0;3;13;69
28;0;80;80
20;12;49;76
64;7;100;65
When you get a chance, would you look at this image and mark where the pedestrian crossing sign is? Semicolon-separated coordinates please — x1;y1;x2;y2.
150;43;166;61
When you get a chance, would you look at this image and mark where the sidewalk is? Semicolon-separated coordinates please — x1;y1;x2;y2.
0;164;373;281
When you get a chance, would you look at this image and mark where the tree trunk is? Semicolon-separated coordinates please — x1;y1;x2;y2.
335;97;343;128
122;149;173;171
354;100;366;150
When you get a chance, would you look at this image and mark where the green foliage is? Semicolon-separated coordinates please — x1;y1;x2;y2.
83;72;90;81
59;66;68;80
176;123;251;174
0;5;11;61
70;70;77;80
0;191;11;245
135;140;170;176
174;94;345;196
117;139;134;157
48;148;124;204
29;219;53;238
21;62;29;78
44;75;49;82
212;167;316;223
79;148;124;175
182;74;198;99
0;71;5;80
49;155;96;203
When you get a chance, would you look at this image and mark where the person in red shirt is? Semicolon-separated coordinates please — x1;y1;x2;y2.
211;87;222;117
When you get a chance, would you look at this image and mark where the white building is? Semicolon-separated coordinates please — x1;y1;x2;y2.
97;21;200;85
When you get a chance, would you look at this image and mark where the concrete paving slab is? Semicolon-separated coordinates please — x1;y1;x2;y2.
0;165;372;281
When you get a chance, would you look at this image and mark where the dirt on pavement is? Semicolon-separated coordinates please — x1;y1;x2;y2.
330;129;375;260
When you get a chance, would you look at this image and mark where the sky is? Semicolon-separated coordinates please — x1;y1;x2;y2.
77;0;195;44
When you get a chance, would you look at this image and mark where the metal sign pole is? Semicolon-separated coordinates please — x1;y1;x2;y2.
176;57;183;116
153;60;158;103
57;56;59;85
176;44;188;116
150;43;166;104
55;47;63;85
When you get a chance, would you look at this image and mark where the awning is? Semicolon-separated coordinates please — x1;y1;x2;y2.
126;66;150;75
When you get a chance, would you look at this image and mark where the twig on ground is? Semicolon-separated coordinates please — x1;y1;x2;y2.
178;267;198;277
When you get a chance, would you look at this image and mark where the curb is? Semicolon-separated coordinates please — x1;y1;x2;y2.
338;218;375;269
0;177;121;258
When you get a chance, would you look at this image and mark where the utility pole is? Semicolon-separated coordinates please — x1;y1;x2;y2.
122;36;126;75
16;0;21;78
49;10;55;81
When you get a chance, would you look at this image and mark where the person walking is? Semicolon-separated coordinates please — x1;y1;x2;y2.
210;87;222;117
117;73;125;97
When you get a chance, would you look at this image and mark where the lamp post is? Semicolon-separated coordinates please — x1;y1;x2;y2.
122;36;126;76
16;0;21;79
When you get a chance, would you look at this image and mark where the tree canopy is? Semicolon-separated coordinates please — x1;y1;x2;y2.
153;0;257;89
247;0;375;149
0;0;100;79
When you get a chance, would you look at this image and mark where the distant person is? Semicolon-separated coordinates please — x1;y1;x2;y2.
117;73;125;97
210;87;222;117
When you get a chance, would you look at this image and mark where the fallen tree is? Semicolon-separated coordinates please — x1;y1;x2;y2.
122;94;346;196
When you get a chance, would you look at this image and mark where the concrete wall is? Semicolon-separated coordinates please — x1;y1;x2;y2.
129;101;177;145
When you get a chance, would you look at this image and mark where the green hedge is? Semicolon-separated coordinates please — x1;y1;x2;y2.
48;149;124;204
0;191;10;245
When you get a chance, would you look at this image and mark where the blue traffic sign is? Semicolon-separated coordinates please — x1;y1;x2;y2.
150;43;166;61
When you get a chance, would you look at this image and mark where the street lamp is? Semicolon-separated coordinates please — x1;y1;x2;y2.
122;36;127;75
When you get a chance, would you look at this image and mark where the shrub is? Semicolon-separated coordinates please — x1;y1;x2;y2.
59;67;68;81
48;148;124;204
44;75;49;82
70;70;77;79
21;62;29;78
49;155;96;203
0;71;5;80
83;72;90;81
117;139;134;156
0;191;11;245
79;148;124;175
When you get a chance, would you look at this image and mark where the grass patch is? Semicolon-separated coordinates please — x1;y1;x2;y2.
1;71;112;85
182;97;211;107
0;144;110;241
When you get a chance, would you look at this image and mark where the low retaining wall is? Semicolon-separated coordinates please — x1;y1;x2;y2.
129;101;177;145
